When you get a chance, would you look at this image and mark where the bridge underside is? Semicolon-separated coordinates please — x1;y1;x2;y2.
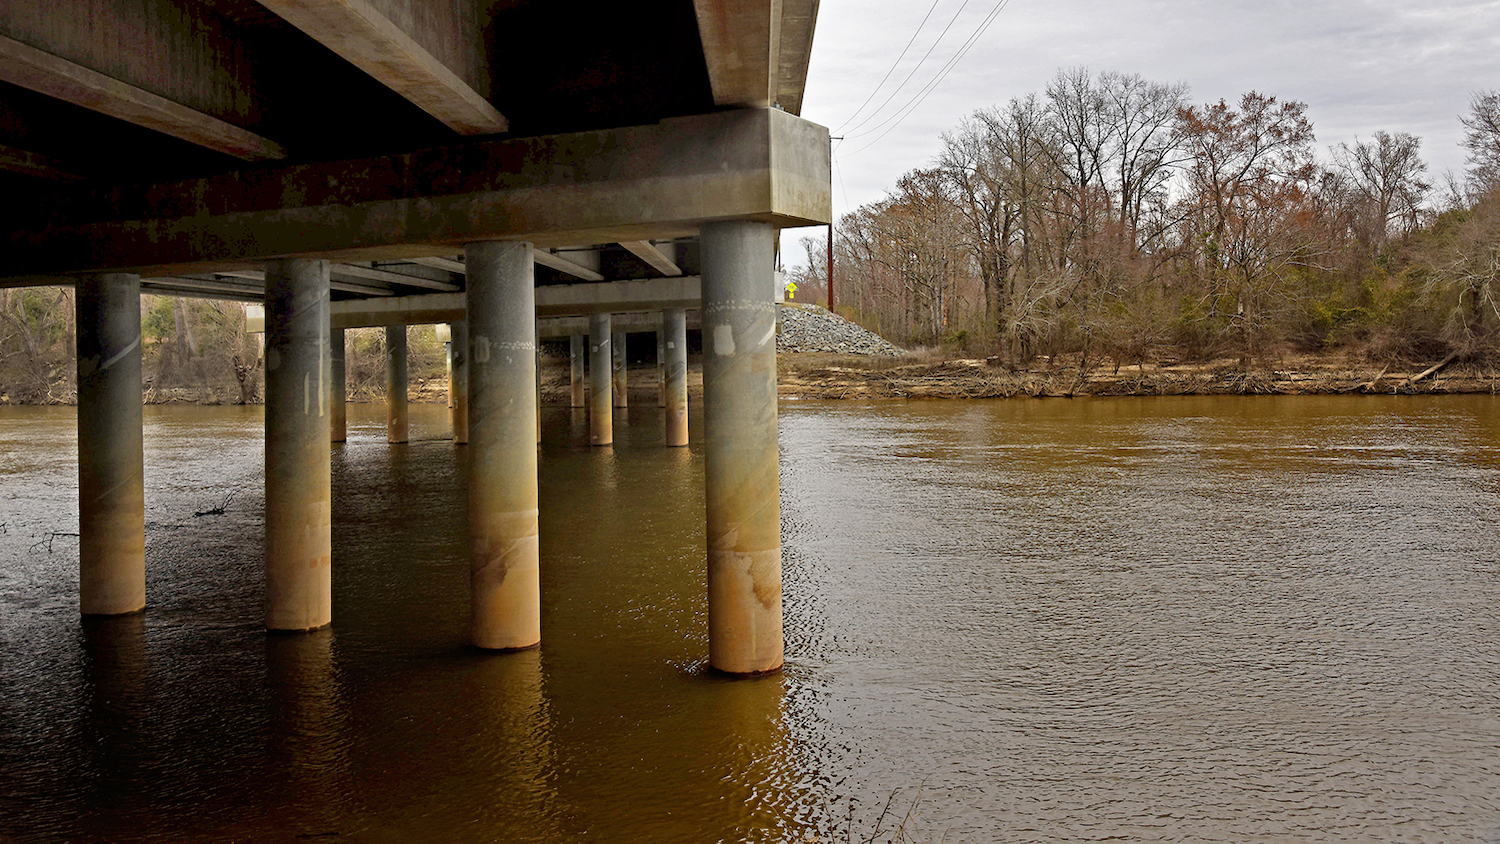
3;0;830;675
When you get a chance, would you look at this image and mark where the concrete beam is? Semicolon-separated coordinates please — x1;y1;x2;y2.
332;262;460;292
138;283;263;303
220;269;393;298
619;241;682;276
407;251;606;283
0;34;285;161
534;250;605;282
406;256;466;274
141;276;265;298
538;311;700;339
329;276;739;328
0;142;84;182
254;0;506;135
693;0;777;109
2;108;830;279
775;0;820;116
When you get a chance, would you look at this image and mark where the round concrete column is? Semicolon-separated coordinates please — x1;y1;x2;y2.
75;273;145;616
612;330;628;409
264;258;332;632
588;314;612;446
568;335;585;408
330;327;347;443
536;323;543;444
466;241;540;650
701;220;783;674
656;328;667;408
664;307;689;448
451;320;469;444
385;325;408;444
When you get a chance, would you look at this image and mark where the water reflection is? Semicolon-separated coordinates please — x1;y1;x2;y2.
263;630;354;837
3;397;1500;841
77;614;150;835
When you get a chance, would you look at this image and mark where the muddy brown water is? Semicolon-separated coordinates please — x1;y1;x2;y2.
2;396;1499;842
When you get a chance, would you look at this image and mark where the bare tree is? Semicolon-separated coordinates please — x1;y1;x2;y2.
1176;92;1318;365
1332;131;1430;252
1461;90;1500;194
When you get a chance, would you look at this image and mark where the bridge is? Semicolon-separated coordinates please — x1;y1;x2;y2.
0;0;831;674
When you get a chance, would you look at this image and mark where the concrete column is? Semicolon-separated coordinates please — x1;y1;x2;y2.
656;328;667;408
445;339;454;408
451;320;469;444
466;241;540;650
588;314;612;446
611;330;628;409
75;273;145;616
536;323;542;444
701;220;782;674
330;327;346;443
568;335;585;408
664;307;689;448
385;324;408;444
264;258;332;632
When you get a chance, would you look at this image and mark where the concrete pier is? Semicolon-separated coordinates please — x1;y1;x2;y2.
612;330;627;408
701;220;782;674
385;325;408;444
664;307;689;448
536;324;542;444
264;258;332;632
589;314;612;446
569;335;585;408
451;320;469;444
75;273;145;616
657;328;667;408
465;241;540;650
330;327;346;443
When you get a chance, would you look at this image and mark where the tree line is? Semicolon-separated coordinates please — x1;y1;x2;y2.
793;68;1500;369
0;293;445;404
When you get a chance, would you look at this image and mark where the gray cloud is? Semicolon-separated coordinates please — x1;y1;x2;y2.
794;0;1499;245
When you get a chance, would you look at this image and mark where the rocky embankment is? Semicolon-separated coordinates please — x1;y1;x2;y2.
777;303;904;356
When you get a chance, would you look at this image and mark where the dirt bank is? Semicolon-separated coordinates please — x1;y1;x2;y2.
775;353;1500;399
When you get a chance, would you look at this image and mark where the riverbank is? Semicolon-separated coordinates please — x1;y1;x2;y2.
8;352;1496;405
775;352;1500;398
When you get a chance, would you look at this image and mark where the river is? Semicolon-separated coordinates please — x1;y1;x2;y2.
2;395;1499;841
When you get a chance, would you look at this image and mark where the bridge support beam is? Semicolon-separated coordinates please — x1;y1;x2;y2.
612;330;628;409
330;328;346;443
568;335;585;408
589;314;612;446
451;320;469;444
76;272;145;616
264;258;332;632
702;220;782;674
664;307;689;447
466;240;540;650
385;325;408;443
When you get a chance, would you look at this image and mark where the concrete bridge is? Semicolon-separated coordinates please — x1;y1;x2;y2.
0;0;831;675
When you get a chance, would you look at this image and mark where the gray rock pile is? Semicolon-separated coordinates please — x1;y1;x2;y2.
776;303;905;356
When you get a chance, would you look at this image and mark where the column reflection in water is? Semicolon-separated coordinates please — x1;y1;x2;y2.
460;648;560;836
264;630;353;834
78;614;151;836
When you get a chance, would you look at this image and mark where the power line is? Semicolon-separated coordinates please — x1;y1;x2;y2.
839;0;977;137
833;0;946;133
842;0;1012;158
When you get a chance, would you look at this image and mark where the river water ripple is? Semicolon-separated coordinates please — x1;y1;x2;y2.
2;395;1499;841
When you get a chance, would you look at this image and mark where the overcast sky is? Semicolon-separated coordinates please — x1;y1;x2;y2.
782;0;1500;267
